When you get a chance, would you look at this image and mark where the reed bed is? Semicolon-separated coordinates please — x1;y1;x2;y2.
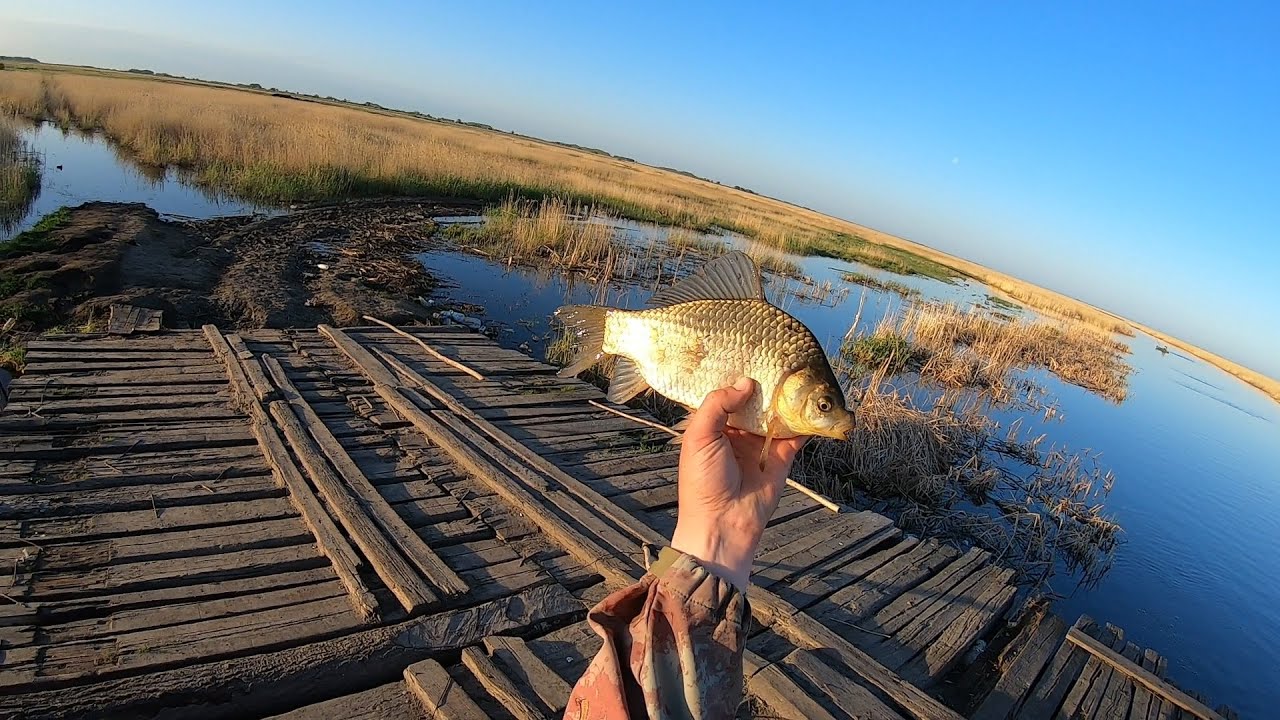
795;365;1120;588
839;270;919;298
0;114;41;231
450;196;618;268
845;303;1131;403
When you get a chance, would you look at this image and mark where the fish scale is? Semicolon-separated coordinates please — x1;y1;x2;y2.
555;251;855;442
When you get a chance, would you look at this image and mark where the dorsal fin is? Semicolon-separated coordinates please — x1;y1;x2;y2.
648;251;765;307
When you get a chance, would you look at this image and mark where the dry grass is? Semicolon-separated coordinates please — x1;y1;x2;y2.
846;303;1132;403
2;66;1274;401
450;196;617;268
796;366;1120;587
0;113;41;231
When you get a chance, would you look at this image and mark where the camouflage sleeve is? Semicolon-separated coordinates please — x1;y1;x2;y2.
565;546;749;720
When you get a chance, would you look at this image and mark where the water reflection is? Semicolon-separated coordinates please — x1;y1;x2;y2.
1;121;276;241
424;217;1280;718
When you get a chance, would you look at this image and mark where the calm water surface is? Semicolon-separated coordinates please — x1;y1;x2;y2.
6;124;1278;718
1;122;272;241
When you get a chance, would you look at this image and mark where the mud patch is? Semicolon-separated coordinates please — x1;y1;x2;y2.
0;198;481;371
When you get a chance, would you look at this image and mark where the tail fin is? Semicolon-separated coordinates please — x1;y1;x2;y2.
554;305;610;378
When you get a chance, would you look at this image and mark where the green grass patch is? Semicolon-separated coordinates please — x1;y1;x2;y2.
802;232;963;282
985;294;1022;311
0;206;70;260
842;334;928;376
839;271;919;298
0;341;25;373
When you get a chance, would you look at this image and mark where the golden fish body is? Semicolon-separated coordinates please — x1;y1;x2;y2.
556;251;854;441
604;299;825;437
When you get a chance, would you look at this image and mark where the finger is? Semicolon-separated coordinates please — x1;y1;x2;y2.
773;435;809;464
683;378;756;446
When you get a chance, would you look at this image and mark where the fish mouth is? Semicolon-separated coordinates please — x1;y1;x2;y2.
824;416;855;441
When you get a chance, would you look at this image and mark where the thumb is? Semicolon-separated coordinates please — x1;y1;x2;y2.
683;377;756;445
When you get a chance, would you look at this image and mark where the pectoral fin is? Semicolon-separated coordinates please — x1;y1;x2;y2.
606;357;651;404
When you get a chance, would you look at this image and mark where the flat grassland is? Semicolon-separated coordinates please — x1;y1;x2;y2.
2;63;1276;402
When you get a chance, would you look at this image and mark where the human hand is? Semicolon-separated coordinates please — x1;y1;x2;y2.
669;378;808;591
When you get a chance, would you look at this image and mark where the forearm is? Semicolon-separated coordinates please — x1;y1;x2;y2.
566;547;749;720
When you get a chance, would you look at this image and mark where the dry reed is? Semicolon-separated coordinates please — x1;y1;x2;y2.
846;303;1132;403
795;364;1120;588
0;113;41;230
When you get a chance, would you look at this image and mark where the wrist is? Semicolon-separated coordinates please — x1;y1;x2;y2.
669;524;757;591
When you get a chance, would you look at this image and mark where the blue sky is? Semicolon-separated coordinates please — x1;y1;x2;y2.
4;2;1278;378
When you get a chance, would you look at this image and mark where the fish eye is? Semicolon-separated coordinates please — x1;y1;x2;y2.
817;396;833;413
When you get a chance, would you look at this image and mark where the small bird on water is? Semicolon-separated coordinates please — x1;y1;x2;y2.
555;251;855;465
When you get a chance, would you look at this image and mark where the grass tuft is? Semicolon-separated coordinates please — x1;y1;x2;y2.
840;270;920;298
0;205;69;260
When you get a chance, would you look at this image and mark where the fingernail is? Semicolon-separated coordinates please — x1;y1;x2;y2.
733;377;754;391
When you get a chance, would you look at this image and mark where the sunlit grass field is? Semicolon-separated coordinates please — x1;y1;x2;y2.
2;64;1277;401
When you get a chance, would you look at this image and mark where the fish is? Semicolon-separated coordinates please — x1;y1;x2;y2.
554;251;855;460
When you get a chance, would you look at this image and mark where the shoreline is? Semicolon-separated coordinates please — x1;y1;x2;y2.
2;62;1276;404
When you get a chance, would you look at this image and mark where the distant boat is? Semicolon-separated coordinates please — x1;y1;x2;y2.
1156;345;1170;354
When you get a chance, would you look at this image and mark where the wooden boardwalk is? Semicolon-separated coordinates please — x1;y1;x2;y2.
0;325;1232;719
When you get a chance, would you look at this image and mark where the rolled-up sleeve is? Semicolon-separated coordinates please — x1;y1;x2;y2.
566;547;749;720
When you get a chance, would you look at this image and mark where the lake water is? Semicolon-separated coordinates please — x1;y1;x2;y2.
1;122;272;241
6;123;1279;718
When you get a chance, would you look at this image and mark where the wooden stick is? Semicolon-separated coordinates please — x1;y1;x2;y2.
203;324;379;622
261;353;469;598
1065;626;1225;720
361;315;487;381
586;400;842;513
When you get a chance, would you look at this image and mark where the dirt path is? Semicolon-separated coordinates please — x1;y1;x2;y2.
0;198;482;371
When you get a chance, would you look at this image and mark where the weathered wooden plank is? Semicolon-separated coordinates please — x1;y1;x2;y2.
267;399;436;614
434;539;521;572
1020;617;1100;719
461;646;547;720
8;370;229;387
0;474;280;519
1066;627;1225;720
1058;623;1123;720
817;539;959;622
527;621;603;685
0;425;254;462
775;537;919;611
752;511;894;589
8;517;310;572
860;547;991;641
33;580;346;646
9;497;297;545
0;404;242;431
0;583;582;718
483;635;574;717
896;567;1017;685
0;567;337;630
459;558;552;603
20;358;218;374
2;595;364;691
4;391;231;415
1136;645;1167;717
748;661;841;720
11;543;325;601
404;657;497;720
227;333;279;402
972;612;1068;720
1095;641;1143;720
1;455;269;497
24;339;210;352
261;353;469;599
267;682;421;720
781;649;905;720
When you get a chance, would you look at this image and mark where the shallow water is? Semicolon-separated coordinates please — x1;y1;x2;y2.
424;225;1280;718
7;124;1279;718
1;122;273;241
